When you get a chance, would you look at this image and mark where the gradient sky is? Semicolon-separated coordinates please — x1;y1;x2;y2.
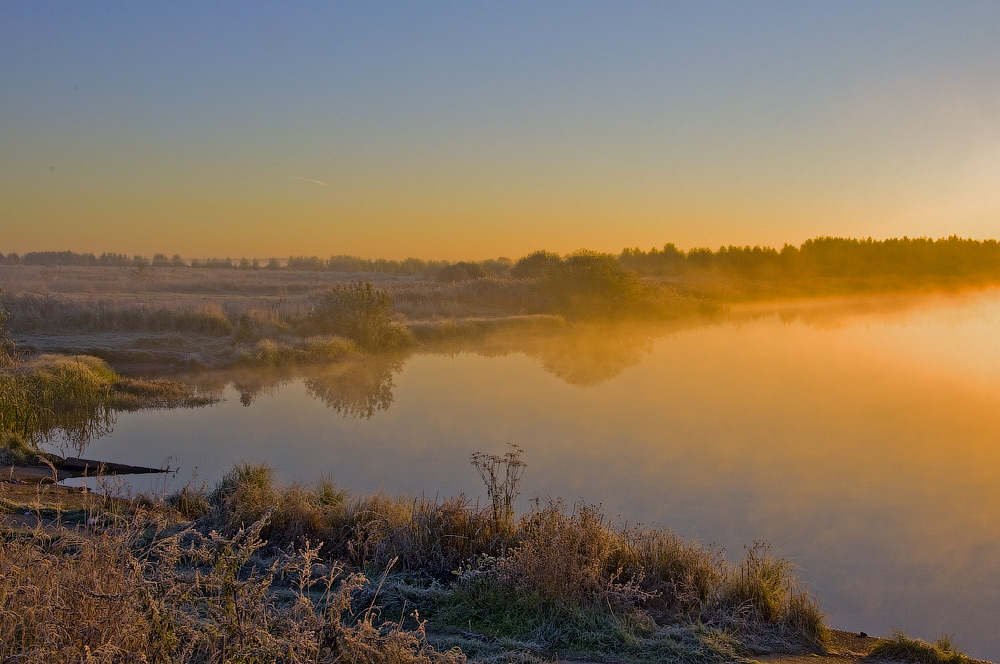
2;2;1000;260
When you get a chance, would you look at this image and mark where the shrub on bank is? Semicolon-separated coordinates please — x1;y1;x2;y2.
307;282;414;350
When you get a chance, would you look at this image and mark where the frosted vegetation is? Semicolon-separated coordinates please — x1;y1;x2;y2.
1;449;828;663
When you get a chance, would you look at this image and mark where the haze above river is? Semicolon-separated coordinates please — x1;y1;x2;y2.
58;289;1000;660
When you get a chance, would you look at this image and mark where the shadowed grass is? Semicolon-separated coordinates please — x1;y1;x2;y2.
869;630;972;664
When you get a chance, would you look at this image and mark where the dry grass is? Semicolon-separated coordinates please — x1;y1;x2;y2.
869;630;972;664
0;452;831;663
184;458;825;661
0;510;465;664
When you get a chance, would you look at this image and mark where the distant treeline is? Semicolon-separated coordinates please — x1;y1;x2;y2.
619;236;1000;279
3;236;1000;281
0;250;512;278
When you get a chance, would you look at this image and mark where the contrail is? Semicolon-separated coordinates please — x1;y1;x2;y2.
289;175;329;187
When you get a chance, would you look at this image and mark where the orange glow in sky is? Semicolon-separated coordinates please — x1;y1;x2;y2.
2;3;999;260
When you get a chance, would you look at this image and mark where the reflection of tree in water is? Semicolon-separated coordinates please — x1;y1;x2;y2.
450;324;662;387
232;379;279;407
303;357;401;419
528;328;655;386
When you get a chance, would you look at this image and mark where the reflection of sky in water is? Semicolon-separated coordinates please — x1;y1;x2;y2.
60;290;1000;660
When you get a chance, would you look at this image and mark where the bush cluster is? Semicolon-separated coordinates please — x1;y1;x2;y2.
308;282;414;351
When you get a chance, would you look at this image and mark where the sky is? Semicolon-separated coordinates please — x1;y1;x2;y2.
2;1;1000;261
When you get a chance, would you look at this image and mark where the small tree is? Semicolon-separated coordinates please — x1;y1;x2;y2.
540;250;647;317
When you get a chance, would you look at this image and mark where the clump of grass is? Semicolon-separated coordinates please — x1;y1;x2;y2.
166;482;213;519
709;542;826;650
315;473;348;506
439;498;750;660
209;461;282;532
869;630;971;664
611;524;725;621
0;354;116;448
228;335;359;367
0;431;43;466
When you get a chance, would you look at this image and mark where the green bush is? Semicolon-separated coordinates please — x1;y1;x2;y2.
308;281;413;350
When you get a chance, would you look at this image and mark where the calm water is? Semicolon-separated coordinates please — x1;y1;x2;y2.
58;289;1000;659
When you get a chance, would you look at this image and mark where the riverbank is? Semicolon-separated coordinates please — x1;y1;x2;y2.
1;459;991;664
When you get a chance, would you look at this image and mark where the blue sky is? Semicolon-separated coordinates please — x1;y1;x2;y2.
3;2;999;259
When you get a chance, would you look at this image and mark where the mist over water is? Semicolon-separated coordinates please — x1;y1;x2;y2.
58;289;1000;660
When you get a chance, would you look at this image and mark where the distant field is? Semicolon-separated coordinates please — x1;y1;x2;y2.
2;255;998;372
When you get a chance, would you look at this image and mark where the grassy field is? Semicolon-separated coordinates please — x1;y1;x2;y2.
0;262;723;370
7;260;990;374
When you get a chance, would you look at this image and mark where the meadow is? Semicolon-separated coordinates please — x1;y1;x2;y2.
0;256;718;371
